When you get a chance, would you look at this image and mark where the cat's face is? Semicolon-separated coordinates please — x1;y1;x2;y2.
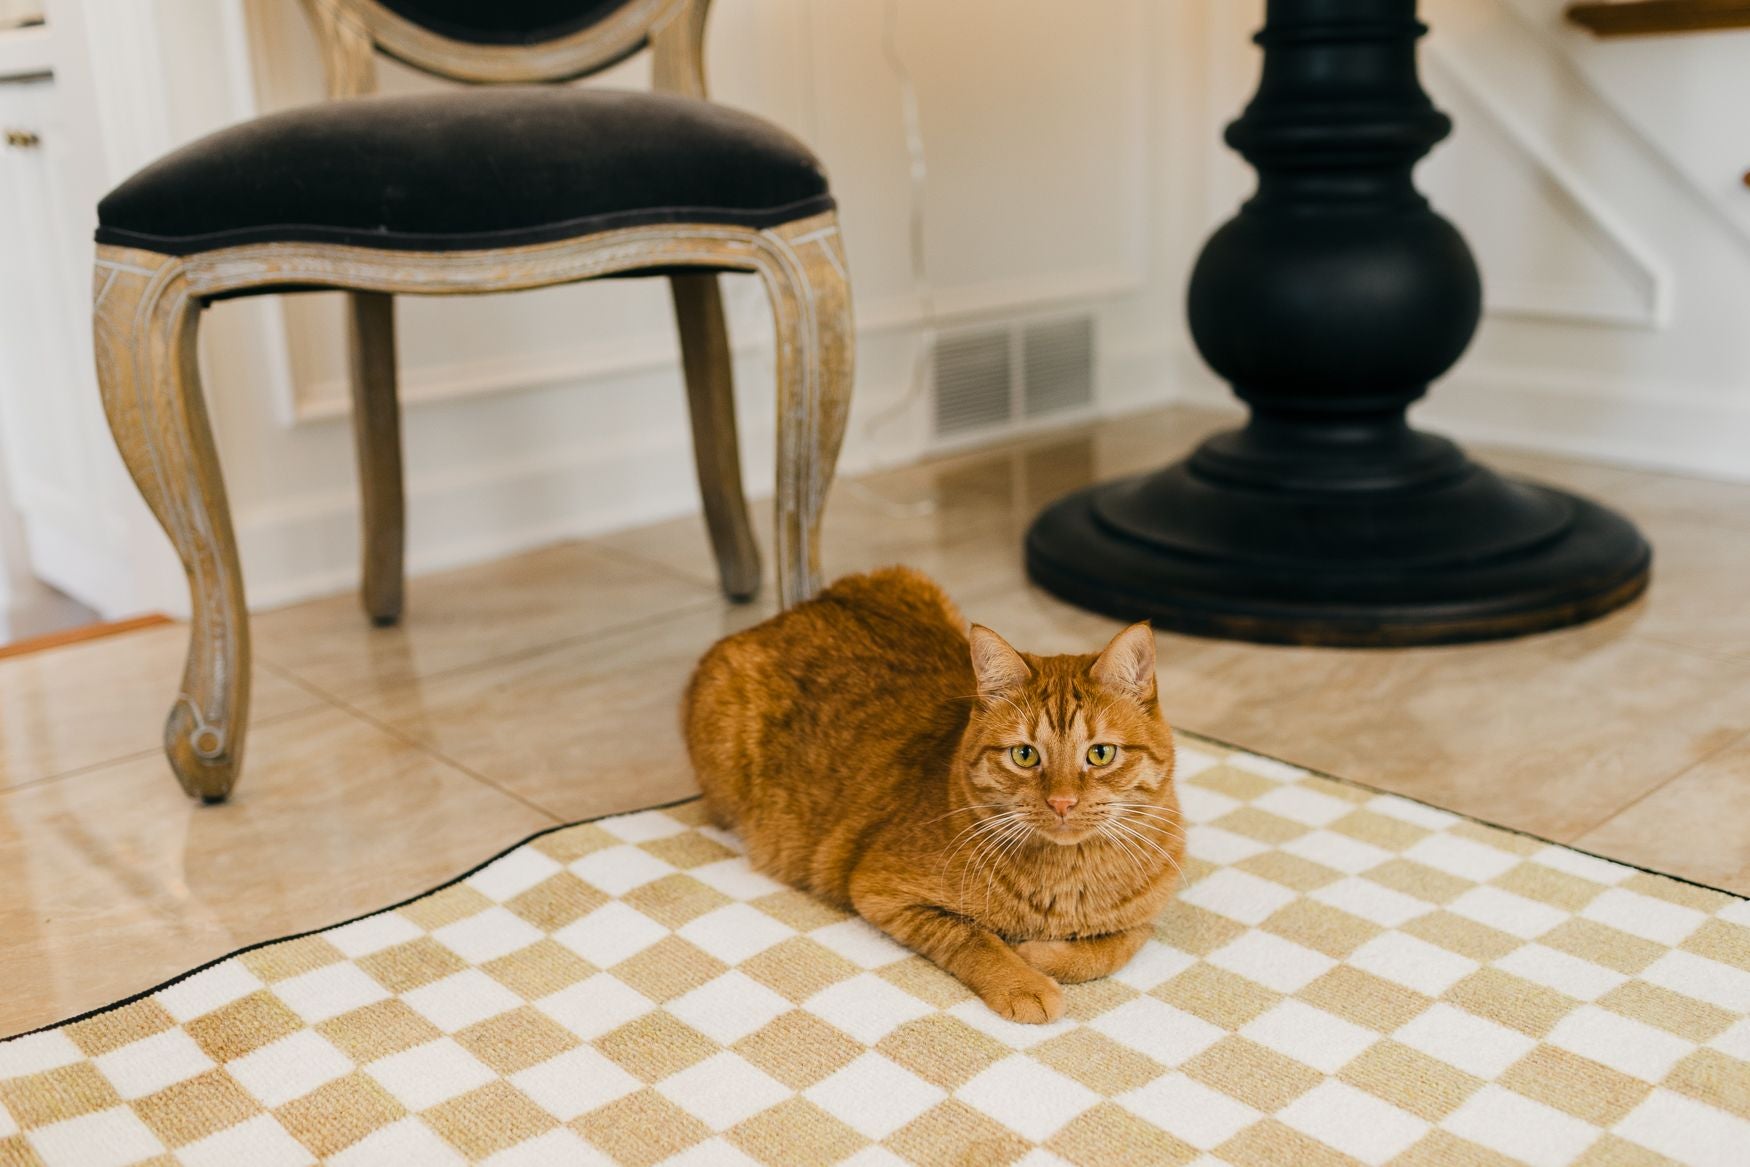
960;622;1176;847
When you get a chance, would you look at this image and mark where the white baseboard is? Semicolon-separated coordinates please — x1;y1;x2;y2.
1104;341;1222;417
1171;362;1750;484
1420;364;1750;483
237;423;757;611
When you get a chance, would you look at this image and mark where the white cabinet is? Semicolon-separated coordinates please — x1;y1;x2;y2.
0;1;181;620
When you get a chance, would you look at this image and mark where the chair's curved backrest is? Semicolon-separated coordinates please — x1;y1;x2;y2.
299;0;708;96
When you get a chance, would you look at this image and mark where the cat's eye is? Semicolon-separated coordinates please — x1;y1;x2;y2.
1010;744;1041;768
1087;744;1117;766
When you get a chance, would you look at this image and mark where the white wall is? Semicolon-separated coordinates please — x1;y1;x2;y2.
3;0;1747;619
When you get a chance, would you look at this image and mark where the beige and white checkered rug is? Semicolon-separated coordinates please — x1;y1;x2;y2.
3;735;1747;1167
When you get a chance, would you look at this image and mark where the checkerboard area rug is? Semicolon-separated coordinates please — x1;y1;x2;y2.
4;737;1748;1167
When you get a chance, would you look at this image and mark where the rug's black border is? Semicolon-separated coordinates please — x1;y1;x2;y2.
1;796;701;1042
6;734;1742;1044
1185;728;1748;901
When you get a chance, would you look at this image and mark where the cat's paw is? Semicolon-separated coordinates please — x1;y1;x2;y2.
1017;930;1149;984
980;970;1065;1024
1015;939;1104;983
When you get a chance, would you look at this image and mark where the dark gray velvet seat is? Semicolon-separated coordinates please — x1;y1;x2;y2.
97;88;832;256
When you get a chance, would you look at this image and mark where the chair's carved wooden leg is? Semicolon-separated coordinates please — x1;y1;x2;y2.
759;214;854;607
670;273;760;602
93;247;250;802
346;291;405;626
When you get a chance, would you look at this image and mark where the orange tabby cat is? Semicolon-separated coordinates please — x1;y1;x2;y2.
683;566;1182;1023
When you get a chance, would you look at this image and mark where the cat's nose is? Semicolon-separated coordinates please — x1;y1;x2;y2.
1047;794;1078;819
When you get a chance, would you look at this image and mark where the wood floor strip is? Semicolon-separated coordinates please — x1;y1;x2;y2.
0;614;172;661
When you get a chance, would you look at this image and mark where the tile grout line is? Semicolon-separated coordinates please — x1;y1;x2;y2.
252;590;730;710
257;661;566;824
4;745;165;797
3;699;344;798
579;531;731;591
6;584;734;801
1564;722;1750;845
1182;725;1748;898
1634;629;1750;670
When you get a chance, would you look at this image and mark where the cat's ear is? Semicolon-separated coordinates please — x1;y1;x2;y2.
969;625;1031;697
1092;622;1156;700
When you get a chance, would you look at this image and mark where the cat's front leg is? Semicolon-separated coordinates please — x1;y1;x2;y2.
1015;926;1151;984
852;882;1064;1024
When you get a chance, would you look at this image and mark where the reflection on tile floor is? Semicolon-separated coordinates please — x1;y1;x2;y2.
3;404;1747;1036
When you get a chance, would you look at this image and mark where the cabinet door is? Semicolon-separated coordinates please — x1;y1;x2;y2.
0;71;125;612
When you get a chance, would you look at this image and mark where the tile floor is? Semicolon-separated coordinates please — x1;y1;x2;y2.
3;404;1747;1036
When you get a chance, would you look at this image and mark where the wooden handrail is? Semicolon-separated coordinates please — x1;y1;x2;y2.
1566;0;1750;36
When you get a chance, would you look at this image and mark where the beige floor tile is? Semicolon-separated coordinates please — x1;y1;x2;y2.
1469;444;1652;501
0;625;324;791
596;486;1029;606
351;603;777;822
254;539;715;703
1471;447;1750;662
594;405;1233;592
0;703;552;1037
593;506;775;593
1602;515;1750;665
1625;471;1750;532
1489;447;1750;534
1575;736;1750;895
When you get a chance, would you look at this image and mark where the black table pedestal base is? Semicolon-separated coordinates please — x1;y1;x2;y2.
1025;0;1652;646
1026;425;1650;647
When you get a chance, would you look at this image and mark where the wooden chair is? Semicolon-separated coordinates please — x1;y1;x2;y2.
91;0;854;802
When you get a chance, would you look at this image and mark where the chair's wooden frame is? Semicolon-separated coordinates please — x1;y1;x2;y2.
92;0;853;800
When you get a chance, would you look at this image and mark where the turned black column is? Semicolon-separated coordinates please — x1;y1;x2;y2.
1026;0;1649;646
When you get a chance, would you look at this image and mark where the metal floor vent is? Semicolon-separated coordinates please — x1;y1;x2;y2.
932;314;1094;438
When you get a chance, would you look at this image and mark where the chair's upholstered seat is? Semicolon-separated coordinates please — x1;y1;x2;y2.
97;88;832;256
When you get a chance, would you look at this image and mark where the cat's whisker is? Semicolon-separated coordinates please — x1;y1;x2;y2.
1095;821;1151;881
1106;804;1188;838
943;807;1021;844
1105;823;1186;859
943;814;1025;873
923;802;1012;827
1104;816;1184;879
1117;816;1189;858
956;829;999;910
983;820;1034;911
1093;820;1135;868
1111;809;1185;829
960;817;1029;912
1105;810;1177;851
1105;828;1175;882
1106;801;1184;821
1110;813;1182;857
958;817;1023;859
946;812;1026;889
968;815;1033;902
